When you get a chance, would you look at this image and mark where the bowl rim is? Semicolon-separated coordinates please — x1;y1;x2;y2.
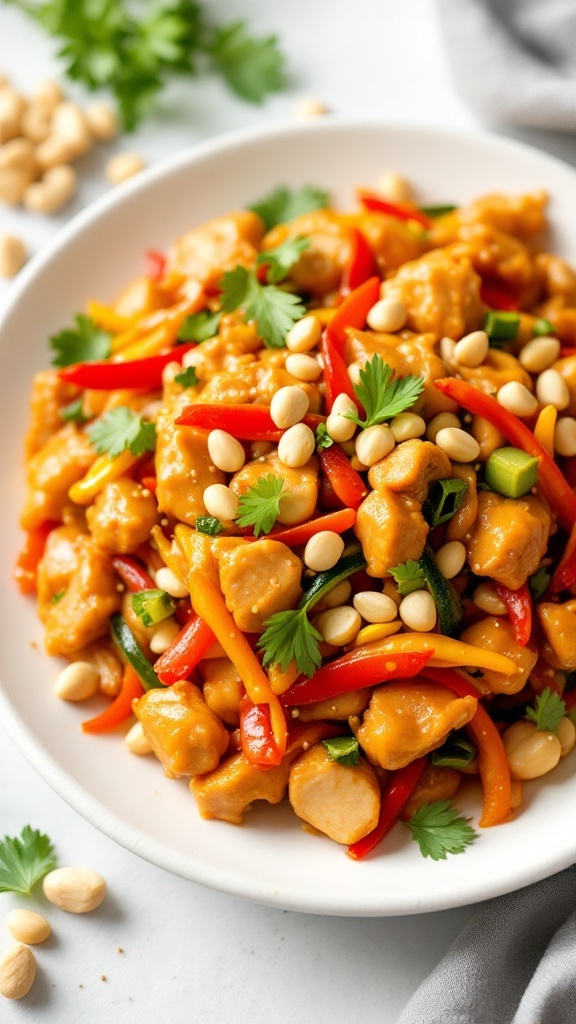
3;115;576;916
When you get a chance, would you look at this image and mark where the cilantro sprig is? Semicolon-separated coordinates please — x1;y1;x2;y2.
60;396;88;424
389;559;426;596
178;309;221;343
174;365;199;388
0;826;57;895
88;406;157;458
8;2;286;131
220;266;305;349
259;607;323;678
235;474;286;536
315;422;334;451
50;315;111;368
404;801;478;861
249;185;330;231
526;687;566;734
257;236;310;284
344;355;425;429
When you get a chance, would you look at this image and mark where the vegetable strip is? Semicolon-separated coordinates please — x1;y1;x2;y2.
154;614;216;685
82;665;143;734
59;345;194;390
495;583;532;646
347;758;427;860
239;694;282;767
111;554;156;593
318;446;367;509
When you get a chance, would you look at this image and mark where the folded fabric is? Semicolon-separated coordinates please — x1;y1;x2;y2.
397;865;576;1024
436;0;576;131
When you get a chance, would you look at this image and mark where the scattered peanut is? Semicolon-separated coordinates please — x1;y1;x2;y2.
355;423;395;466
519;336;560;373
473;581;507;615
285;315;322;352
389;412;426;442
294;97;328;118
125;720;153;755
376;170;413;204
435;540;466;579
496;381;538;418
43;867;106;913
426;411;460;442
202;483;239;521
535;368;570;411
278;422;316;468
454;330;489;368
316;606;361;646
6;909;51;946
326;392;357;442
55;661;100;701
352;590;398;623
51;101;92;158
303;531;345;572
23;164;76;214
0;943;36;1000
557;716;576;757
155;566;189;598
0;88;25;144
285;352;322;381
503;720;561;780
555;417;576;457
399;590;437;632
0;234;27;278
84;102;119;141
105;152;146;184
367;297;407;333
207;429;245;473
435;427;480;462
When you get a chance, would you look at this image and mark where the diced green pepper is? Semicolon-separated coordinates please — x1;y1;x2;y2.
485;447;539;498
131;588;175;628
322;736;360;766
484;311;521;342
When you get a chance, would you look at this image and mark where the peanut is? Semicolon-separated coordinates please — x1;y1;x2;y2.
0;234;27;278
0;943;36;1000
6;909;51;945
43;866;106;913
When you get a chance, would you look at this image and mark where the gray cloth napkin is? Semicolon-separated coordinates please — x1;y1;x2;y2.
436;0;576;130
397;867;576;1023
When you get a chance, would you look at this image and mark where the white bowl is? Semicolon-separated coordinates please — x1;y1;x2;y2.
1;119;575;916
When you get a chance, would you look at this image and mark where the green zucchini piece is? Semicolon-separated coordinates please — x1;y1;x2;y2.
419;551;463;637
485;447;539;499
109;613;163;691
432;731;477;769
423;478;467;527
300;550;367;611
484;311;521;342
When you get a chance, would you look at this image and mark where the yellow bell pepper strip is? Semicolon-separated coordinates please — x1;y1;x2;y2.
150;526;190;586
188;570;287;758
435;377;576;531
352;620;402;648
82;664;143;734
87;301;132;334
422;668;512;827
113;298;204;358
534;404;557;456
268;660;300;696
68;449;138;505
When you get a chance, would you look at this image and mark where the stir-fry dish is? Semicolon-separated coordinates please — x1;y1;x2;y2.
15;178;576;861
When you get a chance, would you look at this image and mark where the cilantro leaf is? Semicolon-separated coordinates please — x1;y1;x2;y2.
322;736;360;766
220;266;305;349
88;406;157;458
0;825;57;895
174;366;199;388
209;21;285;103
196;515;224;536
525;686;566;734
50;314;111;368
259;607;322;678
529;566;551;601
60;396;88;424
235;474;285;536
389;559;427;596
257;236;310;284
249;185;331;231
178;309;221;342
315;422;334;451
345;355;425;429
404;801;478;861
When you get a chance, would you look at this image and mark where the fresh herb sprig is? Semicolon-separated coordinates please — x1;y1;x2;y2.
220;266;305;349
259;606;323;679
389;559;426;596
50;315;111;368
404;801;478;861
345;355;424;429
88;406;156;458
315;422;334;451
174;366;199;388
235;474;286;536
250;185;330;231
257;236;310;284
0;826;57;895
526;687;566;734
178;309;221;342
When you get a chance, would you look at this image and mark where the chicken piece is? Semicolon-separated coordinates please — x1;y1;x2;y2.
80;641;123;697
25;369;78;458
86;479;159;553
537;600;576;671
135;681;229;779
428;192;548;246
399;764;462;820
42;538;121;657
190;751;291;824
214;537;302;632
113;276;166;318
446;463;478;543
166;211;265;291
288;744;381;845
380;251;484;339
199;658;243;727
297;689;372;722
355;489;428;578
263;209;350;297
343;210;426;273
199;360;321;411
459;617;537;694
174;525;220;588
357;682;477;770
534;252;576;305
454;222;535;289
458;349;533;395
21;423;97;531
155;415;225;526
466;491;551;590
230;450;319;526
36;524;86;620
368;439;451;505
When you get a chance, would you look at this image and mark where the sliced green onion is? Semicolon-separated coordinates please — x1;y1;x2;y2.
419;204;458;218
109;613;163;691
528;566;550;601
485;447;539;499
484;311;521;342
131;589;175;628
423;478;467;527
532;317;557;337
196;515;224;536
322;736;360;766
60;396;88;423
432;731;477;769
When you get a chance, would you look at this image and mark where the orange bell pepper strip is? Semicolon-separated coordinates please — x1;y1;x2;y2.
422;667;512;827
187;570;287;758
87;301;132;334
434;377;576;531
82;664;143;734
534;404;557;456
14;521;57;595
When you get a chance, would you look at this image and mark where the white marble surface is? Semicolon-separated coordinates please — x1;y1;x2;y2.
1;2;575;1020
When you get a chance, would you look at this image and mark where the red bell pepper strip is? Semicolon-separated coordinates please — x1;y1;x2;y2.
550;521;576;594
175;403;323;441
263;508;357;547
319;446;367;509
239;693;282;767
145;249;166;282
14;521;57;595
283;649;432;706
560;348;576;359
480;281;520;312
421;667;512;827
82;664;144;734
140;475;157;494
434;377;576;532
357;189;432;229
111;554;156;593
324;276;381;354
321;333;362;414
59;344;194;390
495;583;532;646
340;227;377;297
347;757;427;860
154;613;216;685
